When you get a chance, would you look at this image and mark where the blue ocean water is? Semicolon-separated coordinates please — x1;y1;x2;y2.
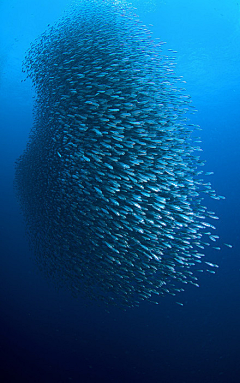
0;0;240;382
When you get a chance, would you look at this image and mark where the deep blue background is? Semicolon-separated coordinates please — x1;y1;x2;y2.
0;0;239;382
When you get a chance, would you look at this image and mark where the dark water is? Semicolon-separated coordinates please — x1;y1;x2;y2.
0;0;240;382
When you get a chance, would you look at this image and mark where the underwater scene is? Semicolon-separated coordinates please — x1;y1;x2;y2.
0;0;240;382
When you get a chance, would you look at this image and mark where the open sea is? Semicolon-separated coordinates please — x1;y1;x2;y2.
0;0;240;382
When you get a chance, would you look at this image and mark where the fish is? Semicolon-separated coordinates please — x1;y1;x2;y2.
14;0;223;308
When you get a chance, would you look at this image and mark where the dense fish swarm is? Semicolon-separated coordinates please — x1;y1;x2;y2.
15;0;221;307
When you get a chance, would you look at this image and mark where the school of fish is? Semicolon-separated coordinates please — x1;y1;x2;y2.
15;0;223;307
